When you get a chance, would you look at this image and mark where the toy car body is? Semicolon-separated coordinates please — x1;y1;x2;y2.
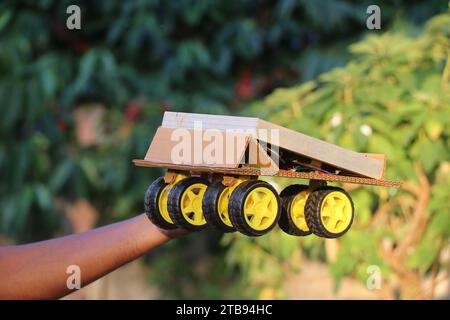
134;112;401;237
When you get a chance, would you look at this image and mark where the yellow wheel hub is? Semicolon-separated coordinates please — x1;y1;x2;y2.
320;191;352;234
158;173;187;224
290;190;310;232
180;183;208;226
158;185;173;224
217;187;233;227
243;187;278;231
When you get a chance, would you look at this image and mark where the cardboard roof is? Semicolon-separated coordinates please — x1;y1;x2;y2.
145;127;278;175
160;111;386;179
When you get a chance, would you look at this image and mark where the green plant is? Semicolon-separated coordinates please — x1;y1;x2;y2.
0;0;447;299
225;10;450;299
0;0;443;240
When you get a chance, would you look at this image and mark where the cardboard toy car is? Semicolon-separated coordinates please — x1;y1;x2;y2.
134;112;401;237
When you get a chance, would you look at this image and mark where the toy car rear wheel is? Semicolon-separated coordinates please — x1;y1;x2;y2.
279;184;312;236
305;187;354;238
203;181;236;233
144;177;177;230
168;177;209;231
280;184;306;198
229;180;281;237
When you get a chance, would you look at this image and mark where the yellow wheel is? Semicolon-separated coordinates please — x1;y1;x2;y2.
158;184;174;224
229;180;281;236
144;177;177;229
305;187;354;238
203;181;236;232
168;177;209;231
279;185;312;236
218;188;233;226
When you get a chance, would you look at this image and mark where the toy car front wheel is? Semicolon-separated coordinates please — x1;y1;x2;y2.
144;177;177;230
305;187;354;238
229;180;281;236
168;177;209;231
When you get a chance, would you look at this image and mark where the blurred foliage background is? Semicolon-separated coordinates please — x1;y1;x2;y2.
0;0;448;299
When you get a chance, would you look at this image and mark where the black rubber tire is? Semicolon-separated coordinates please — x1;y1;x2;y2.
279;185;312;236
229;180;281;237
304;186;354;238
144;177;177;230
279;184;307;198
168;177;210;231
203;181;236;233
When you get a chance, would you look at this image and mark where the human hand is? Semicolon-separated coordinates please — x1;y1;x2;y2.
156;226;189;239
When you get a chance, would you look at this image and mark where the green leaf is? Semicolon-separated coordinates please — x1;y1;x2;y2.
0;9;12;31
418;140;448;174
78;157;102;190
3;84;22;130
35;184;52;211
428;211;450;237
49;159;74;192
407;240;439;271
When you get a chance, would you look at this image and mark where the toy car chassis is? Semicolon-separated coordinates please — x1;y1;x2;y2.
134;112;402;238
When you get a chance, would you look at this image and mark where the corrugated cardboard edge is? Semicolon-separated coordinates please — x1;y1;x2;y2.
132;159;402;188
